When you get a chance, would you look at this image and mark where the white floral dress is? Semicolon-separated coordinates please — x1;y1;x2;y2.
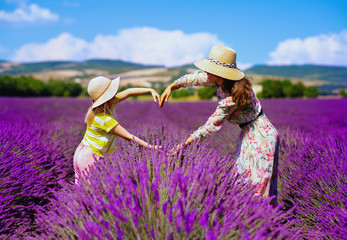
176;71;279;201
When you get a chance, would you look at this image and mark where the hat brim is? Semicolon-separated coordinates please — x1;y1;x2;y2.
194;59;244;81
92;77;120;109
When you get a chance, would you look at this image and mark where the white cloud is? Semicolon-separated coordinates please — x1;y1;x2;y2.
0;3;59;22
268;30;347;66
13;33;88;61
237;63;253;71
12;27;223;66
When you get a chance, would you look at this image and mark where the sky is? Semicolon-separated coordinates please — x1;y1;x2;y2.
0;0;346;69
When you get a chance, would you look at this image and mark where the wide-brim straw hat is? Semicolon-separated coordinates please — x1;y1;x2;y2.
88;76;120;109
194;46;245;81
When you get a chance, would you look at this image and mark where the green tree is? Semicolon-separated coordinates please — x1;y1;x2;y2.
281;79;292;97
15;76;30;96
65;82;83;97
261;79;284;98
0;75;16;95
0;75;83;97
172;88;194;99
304;86;319;98
26;76;47;96
290;82;305;98
256;91;263;99
339;89;347;97
197;86;217;99
259;79;318;98
157;86;167;95
47;79;67;96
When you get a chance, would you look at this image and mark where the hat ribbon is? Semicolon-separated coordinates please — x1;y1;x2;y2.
206;57;237;68
94;79;112;101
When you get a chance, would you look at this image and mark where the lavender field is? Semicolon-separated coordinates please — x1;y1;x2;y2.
0;97;346;239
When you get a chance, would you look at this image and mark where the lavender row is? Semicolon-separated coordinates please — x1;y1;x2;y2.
34;133;299;239
0;98;89;237
1;97;346;239
278;130;347;239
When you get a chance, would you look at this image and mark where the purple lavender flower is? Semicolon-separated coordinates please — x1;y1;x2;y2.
0;97;346;239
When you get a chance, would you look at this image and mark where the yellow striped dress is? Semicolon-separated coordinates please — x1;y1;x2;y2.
82;95;119;157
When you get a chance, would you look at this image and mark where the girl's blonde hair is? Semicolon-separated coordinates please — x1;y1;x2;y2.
85;97;116;126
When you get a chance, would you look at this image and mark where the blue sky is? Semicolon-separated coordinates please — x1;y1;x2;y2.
0;0;346;68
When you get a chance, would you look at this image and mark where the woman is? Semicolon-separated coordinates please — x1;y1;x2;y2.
74;76;160;185
160;46;279;205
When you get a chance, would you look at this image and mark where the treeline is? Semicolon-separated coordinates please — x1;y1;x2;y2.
170;79;321;100
0;75;83;97
168;79;320;100
258;79;319;98
119;84;217;100
339;89;347;97
163;86;217;100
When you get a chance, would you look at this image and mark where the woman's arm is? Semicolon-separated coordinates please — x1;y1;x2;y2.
170;135;194;155
110;124;151;148
171;99;236;155
175;71;212;88
118;88;160;103
190;104;234;141
191;96;237;141
184;136;194;146
160;71;213;108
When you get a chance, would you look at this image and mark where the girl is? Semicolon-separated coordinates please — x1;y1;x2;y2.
160;46;279;206
74;76;160;185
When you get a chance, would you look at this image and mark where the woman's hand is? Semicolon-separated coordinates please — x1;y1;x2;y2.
150;89;161;103
160;87;171;108
160;82;178;108
168;136;194;156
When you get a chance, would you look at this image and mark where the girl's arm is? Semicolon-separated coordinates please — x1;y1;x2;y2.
110;124;152;148
118;88;160;103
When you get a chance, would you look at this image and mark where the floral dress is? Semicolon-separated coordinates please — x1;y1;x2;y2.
176;71;279;202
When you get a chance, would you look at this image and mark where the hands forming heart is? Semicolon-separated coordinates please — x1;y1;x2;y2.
159;83;173;108
150;82;184;155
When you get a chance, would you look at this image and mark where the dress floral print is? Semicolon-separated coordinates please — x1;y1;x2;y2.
176;71;279;202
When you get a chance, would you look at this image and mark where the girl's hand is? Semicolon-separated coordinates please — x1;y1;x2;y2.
149;145;162;151
169;143;184;156
151;89;161;103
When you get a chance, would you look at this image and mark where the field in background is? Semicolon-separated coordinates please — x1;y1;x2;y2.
1;97;346;239
1;60;346;96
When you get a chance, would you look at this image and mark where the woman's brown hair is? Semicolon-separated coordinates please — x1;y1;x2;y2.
85;97;116;126
221;76;253;107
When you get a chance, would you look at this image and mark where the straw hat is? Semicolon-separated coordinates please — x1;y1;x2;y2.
88;76;120;109
194;46;244;81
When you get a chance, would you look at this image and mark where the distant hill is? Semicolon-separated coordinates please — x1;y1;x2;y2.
3;61;346;83
171;64;196;70
245;64;347;94
245;65;347;83
0;59;163;75
1;60;346;94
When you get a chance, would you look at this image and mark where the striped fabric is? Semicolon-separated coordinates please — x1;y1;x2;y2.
82;95;119;156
